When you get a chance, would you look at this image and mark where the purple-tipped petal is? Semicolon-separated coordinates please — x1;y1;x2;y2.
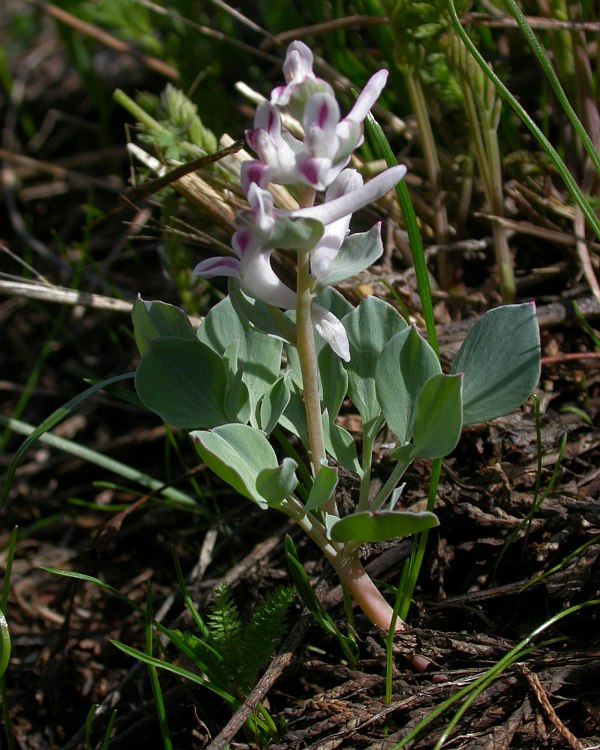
295;153;349;191
253;101;281;135
247;184;276;236
232;227;262;257
347;69;388;123
303;93;340;157
241;160;271;192
271;41;316;108
311;305;350;361
193;256;241;279
244;105;301;186
291;164;407;225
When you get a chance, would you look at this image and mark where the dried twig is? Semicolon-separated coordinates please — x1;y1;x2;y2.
518;664;585;750
462;13;600;33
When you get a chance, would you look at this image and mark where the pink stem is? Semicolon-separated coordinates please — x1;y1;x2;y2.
330;548;430;672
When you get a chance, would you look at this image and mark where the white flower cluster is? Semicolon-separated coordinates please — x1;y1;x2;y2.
194;41;406;361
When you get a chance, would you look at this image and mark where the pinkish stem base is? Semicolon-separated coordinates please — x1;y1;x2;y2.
330;548;430;672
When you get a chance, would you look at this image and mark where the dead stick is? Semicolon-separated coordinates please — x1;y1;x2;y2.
519;664;585;750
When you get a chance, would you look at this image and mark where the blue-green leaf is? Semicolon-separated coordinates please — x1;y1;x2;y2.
192;424;296;508
305;462;338;511
329;509;439;543
267;216;324;251
259;374;291;435
375;325;441;443
322;410;361;475
314;224;384;291
132;296;196;355
256;457;298;506
197;296;283;424
222;339;252;424
451;303;541;424
279;390;309;449
135;338;228;428
411;372;463;458
342;297;408;426
228;279;297;344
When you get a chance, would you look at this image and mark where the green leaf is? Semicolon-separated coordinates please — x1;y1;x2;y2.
411;373;463;458
192;424;296;508
450;303;541;424
266;216;324;251
132;296;196;355
283;536;338;637
0;610;11;679
305;462;338;511
135;337;228;428
375;325;441;443
222;338;252;424
329;509;439;543
342;297;408;426
110;639;236;704
315;225;384;291
228;280;297;344
256;457;298;506
322;410;361;475
198;295;283;423
259;374;291;435
168;629;230;693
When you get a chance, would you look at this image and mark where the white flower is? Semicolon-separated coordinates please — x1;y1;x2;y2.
294;70;389;190
270;40;334;113
194;165;406;361
245;63;390;192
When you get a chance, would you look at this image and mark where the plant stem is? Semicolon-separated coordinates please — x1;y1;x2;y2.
296;250;326;473
357;418;382;511
330;547;405;632
284;500;419;649
295;189;338;516
328;549;430;672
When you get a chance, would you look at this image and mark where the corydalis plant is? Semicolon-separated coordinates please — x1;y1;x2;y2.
133;41;541;658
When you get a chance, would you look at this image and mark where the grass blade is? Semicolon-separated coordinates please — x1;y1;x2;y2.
1;412;197;507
